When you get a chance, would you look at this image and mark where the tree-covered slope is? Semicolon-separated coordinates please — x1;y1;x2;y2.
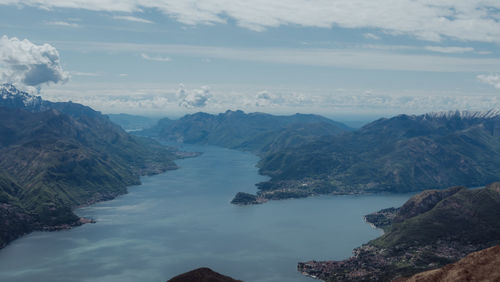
255;111;500;201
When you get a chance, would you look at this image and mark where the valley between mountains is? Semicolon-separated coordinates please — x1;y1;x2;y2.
138;107;500;205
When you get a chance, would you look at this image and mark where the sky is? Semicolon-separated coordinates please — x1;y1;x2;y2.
0;1;499;119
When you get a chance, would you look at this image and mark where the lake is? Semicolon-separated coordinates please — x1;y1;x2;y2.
0;145;412;282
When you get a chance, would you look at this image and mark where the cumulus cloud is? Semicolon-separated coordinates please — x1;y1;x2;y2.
255;90;284;107
254;90;314;107
2;1;500;43
141;53;171;62
477;74;500;89
176;84;211;108
0;35;69;86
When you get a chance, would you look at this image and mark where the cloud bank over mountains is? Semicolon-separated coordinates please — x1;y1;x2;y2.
40;83;500;116
176;84;211;108
2;0;500;43
0;35;69;87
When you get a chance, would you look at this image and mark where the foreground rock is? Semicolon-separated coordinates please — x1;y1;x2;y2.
399;245;500;282
298;183;500;281
167;267;242;282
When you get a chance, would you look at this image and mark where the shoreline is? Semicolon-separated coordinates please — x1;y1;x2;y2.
0;150;201;251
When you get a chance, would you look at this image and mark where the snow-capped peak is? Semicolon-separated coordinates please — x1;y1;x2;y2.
423;110;500;120
0;83;43;109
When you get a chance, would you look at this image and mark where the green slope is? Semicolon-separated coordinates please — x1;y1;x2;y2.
0;106;180;248
299;183;500;281
258;112;500;200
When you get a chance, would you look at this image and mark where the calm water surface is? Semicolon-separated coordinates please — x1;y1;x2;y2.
0;145;412;282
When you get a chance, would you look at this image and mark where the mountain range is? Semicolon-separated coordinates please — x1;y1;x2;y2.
139;109;500;203
0;84;186;248
254;110;500;201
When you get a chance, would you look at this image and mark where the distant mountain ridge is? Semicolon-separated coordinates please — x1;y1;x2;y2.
423;109;500;120
0;84;185;248
107;113;159;132
139;109;351;153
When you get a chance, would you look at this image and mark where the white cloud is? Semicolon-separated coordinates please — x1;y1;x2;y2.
113;15;153;24
2;1;500;43
55;41;500;73
141;53;171;62
46;21;80;27
477;74;500;89
0;35;69;86
424;46;475;54
176;84;211;108
255;90;284;107
254;90;313;107
363;33;380;40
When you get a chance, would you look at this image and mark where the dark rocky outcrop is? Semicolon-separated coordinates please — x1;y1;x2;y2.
167;267;242;282
230;192;263;205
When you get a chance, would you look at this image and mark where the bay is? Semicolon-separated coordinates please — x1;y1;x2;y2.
0;145;411;282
